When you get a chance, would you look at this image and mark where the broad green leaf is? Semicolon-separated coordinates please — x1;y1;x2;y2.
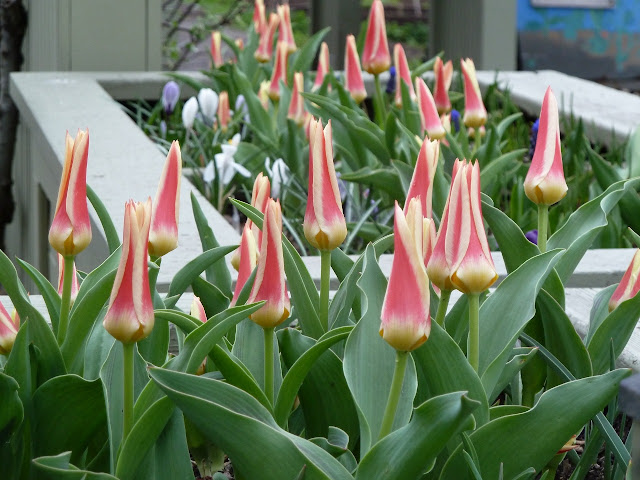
166;245;237;300
211;345;271;411
340;166;404;197
192;276;231;317
0;372;23;443
291;27;330;76
87;184;120;254
33;452;118;479
587;289;640;374
69;246;120;316
33;374;107;466
190;192;232;290
440;369;631;479
275;326;352;427
231;199;323;338
413;321;489;426
16;258;61;333
154;309;200;336
625;125;640;178
489;405;528;421
356;392;478;480
488;347;538;404
548;177;640;282
231;66;275;141
343;245;417;456
149;368;354;480
479;250;565;396
587;284;617;344
480;149;526;192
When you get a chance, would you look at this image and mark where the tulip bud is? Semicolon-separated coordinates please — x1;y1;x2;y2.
393;43;415;108
49;130;92;257
182;97;198;129
211;31;223;68
433;57;453;114
258;81;271;110
253;0;266;35
405;137;440;219
415;77;445;140
460;58;487;128
288;72;307;126
57;253;80;304
277;4;297;54
268;42;289;101
217;91;231;132
103;199;154;344
523;87;568;206
427;160;497;294
0;302;19;355
304;118;347;251
362;0;391;75
162;81;180;116
255;13;279;63
231;225;259;306
191;296;208;375
149;141;182;258
312;42;330;92
344;35;367;104
609;249;640;312
248;199;290;328
379;200;431;351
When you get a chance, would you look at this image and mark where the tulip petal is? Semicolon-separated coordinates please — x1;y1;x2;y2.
344;35;367;104
609;249;640;311
393;43;415;108
405;137;440;219
362;0;391;75
461;58;487;128
415;77;445;140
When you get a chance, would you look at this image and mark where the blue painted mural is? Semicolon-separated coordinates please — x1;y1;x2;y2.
517;0;640;79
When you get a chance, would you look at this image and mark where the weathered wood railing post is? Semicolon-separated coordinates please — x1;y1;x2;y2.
310;0;360;70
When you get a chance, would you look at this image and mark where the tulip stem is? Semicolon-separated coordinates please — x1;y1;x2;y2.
468;294;480;372
122;342;135;443
320;250;332;332
434;289;452;327
537;205;549;253
373;74;386;127
379;350;409;441
264;327;275;406
56;255;76;344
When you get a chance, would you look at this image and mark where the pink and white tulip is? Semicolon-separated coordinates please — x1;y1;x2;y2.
149;141;182;258
0;302;19;355
268;41;289;101
433;57;453;114
255;13;280;63
217;91;231;132
609;249;640;312
253;0;266;35
415;77;445;140
103;199;154;344
393;43;415;107
312;42;330;91
211;31;223;68
248;199;290;328
231;225;259;306
362;0;391;75
304;118;347;251
49;130;92;257
288;72;307;126
427;160;497;294
344;35;367;104
460;58;487;128
405;137;440;219
523;87;568;206
379;200;431;352
277;4;297;54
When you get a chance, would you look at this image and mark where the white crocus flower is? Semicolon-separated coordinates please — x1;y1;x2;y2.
203;134;250;185
182;97;198;129
265;157;290;198
198;88;219;124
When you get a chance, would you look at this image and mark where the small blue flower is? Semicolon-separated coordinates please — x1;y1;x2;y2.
161;81;180;116
450;109;461;133
527;118;540;162
525;229;538;245
385;66;396;94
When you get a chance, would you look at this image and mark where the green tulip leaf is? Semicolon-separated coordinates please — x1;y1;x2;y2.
0;372;23;443
586;284;616;345
70;246;121;314
290;27;330;78
343;244;417;456
149;368;354;480
488;347;538;404
440;369;631;479
339;167;404;197
166;245;237;301
191;276;230;317
277;327;359;446
356;392;479;480
479;249;565;396
480;148;527;193
16;258;61;334
412;321;489;426
33;452;118;479
488;404;529;421
154;309;201;336
87;184;121;254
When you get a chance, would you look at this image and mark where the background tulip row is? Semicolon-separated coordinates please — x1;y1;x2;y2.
1;1;640;480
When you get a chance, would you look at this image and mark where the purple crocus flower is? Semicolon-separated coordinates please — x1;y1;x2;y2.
525;229;538;245
450;109;461;133
162;81;181;115
385;66;396;94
